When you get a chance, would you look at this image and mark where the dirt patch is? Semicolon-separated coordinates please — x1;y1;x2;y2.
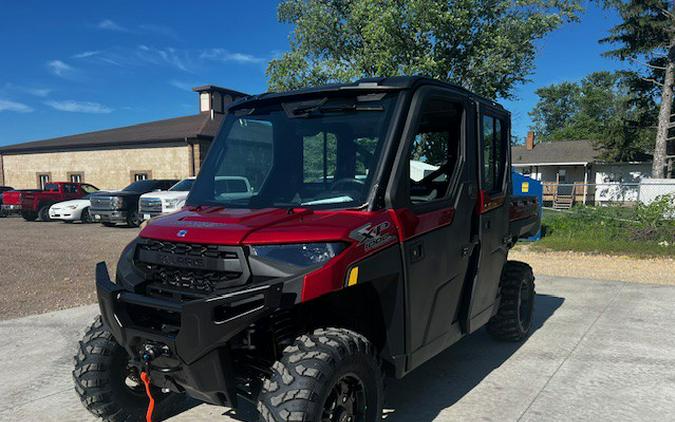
511;244;675;285
0;217;137;320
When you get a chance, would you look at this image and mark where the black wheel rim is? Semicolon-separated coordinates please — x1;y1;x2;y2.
322;374;367;422
518;279;533;332
82;209;91;223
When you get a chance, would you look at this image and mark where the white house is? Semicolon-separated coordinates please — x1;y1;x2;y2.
511;133;652;206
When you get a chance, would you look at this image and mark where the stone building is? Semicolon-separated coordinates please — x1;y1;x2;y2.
0;85;246;190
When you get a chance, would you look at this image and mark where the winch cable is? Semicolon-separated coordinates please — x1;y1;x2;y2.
140;371;155;422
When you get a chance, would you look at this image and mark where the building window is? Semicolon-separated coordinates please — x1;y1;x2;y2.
37;173;51;189
68;172;84;183
131;170;151;182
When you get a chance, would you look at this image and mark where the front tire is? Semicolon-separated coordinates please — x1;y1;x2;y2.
38;205;52;222
487;261;535;342
22;212;38;222
127;210;142;227
257;328;384;422
80;207;93;224
73;316;171;422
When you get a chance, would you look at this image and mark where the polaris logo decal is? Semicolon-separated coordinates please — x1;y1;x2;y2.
177;229;188;238
158;253;206;269
350;221;397;251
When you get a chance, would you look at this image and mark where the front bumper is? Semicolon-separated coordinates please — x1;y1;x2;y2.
95;262;285;406
91;209;128;223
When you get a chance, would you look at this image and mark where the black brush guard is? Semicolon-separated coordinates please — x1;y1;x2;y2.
95;262;284;406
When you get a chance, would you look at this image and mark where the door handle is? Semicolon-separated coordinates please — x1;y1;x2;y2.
410;242;424;263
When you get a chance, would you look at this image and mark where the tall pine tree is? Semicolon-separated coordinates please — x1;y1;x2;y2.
601;0;675;178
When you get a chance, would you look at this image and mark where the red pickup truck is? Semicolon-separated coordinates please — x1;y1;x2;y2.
1;189;38;217
21;182;99;221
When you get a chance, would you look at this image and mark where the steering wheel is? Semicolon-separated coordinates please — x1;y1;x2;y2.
331;178;365;192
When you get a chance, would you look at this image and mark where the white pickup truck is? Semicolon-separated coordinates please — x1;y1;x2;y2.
138;176;252;220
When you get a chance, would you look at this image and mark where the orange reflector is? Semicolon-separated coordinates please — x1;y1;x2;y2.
348;267;359;286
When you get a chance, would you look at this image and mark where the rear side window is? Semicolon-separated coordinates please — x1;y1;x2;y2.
481;115;507;194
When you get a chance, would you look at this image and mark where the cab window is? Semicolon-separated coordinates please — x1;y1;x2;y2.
408;99;462;204
481;115;507;193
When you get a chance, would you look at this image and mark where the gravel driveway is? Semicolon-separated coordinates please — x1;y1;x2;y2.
0;217;137;319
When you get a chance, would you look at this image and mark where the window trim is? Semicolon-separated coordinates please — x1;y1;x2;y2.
130;170;152;182
391;88;467;214
36;172;52;190
67;171;84;184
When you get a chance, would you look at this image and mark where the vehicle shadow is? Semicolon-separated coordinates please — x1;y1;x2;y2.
382;293;564;421
157;293;564;422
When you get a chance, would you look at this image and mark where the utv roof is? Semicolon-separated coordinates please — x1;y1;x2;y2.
230;76;506;112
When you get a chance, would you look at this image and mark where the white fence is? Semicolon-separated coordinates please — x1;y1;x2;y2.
541;180;675;207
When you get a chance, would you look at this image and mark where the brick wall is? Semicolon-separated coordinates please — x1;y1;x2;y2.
2;145;192;190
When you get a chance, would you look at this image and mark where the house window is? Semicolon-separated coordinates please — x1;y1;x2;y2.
68;172;84;183
557;169;567;183
131;170;151;182
37;173;51;189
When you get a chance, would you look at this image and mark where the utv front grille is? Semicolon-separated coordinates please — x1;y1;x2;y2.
135;239;250;300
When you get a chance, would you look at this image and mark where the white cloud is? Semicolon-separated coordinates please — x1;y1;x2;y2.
136;45;189;72
47;60;74;77
44;100;113;114
169;80;198;92
97;19;129;32
200;48;266;64
73;50;101;59
0;99;33;113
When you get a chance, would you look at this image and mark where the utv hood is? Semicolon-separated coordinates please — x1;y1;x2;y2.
139;206;388;245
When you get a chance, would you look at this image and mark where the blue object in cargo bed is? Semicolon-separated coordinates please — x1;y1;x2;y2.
512;171;542;241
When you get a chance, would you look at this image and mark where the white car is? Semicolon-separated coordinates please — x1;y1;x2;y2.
49;195;94;223
139;176;253;220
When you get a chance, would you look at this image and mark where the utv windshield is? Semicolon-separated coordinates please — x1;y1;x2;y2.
188;93;398;210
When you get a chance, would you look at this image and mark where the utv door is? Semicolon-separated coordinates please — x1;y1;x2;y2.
386;86;475;370
467;108;511;331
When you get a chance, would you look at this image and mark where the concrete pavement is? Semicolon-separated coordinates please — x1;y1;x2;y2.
2;276;675;421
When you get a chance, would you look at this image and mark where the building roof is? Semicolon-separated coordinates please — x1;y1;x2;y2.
511;140;604;166
0;113;224;154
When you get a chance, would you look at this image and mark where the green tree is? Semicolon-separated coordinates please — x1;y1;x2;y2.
529;71;656;161
600;0;675;177
267;0;581;100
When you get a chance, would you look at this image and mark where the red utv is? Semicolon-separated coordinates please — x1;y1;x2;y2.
74;77;540;422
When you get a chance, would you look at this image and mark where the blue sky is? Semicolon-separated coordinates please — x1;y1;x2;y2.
0;1;624;147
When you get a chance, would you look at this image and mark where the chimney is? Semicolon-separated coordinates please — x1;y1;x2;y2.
526;131;535;151
192;85;249;116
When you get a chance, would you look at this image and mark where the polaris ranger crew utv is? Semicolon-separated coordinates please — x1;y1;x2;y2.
74;76;540;422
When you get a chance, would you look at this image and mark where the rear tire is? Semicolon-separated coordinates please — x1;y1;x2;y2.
22;212;38;222
487;261;535;342
257;327;384;422
38;205;52;222
73;316;172;422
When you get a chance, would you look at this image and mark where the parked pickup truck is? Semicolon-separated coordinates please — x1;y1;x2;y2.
90;179;178;227
75;76;541;422
0;186;16;217
20;182;99;222
138;176;253;220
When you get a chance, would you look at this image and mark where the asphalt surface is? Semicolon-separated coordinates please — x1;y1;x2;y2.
2;275;675;421
0;217;137;319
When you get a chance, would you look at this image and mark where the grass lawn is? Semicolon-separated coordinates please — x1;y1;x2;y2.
528;206;675;258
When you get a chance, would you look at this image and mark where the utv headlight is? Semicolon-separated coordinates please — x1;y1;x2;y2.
250;243;346;267
112;197;124;209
